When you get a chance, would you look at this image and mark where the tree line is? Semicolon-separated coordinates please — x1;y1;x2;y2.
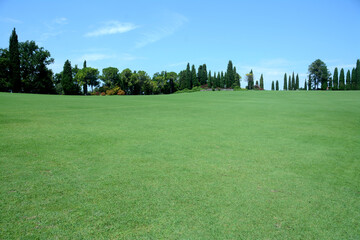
1;29;359;95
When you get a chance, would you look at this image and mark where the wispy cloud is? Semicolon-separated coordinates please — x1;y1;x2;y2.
1;17;22;24
85;21;138;37
78;53;114;62
54;17;68;25
136;12;188;48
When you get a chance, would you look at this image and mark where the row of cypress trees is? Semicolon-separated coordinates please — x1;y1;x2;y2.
283;72;300;90
332;60;360;90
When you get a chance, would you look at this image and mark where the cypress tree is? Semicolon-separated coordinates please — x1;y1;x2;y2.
304;80;307;90
226;60;234;88
217;72;220;88
339;68;345;90
202;64;207;85
351;68;356;90
346;70;351;90
308;75;312;90
62;60;76;95
191;64;198;87
9;28;21;92
276;80;279;91
357;59;360;90
82;60;88;95
292;72;295;90
288;75;292;90
333;67;338;90
295;74;299;90
208;70;212;88
260;74;264;89
283;73;287;90
271;81;274;90
221;71;225;88
186;63;191;89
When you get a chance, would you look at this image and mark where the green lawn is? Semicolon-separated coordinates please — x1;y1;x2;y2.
0;91;359;239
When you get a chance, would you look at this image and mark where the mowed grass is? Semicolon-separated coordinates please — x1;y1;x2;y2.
0;91;359;239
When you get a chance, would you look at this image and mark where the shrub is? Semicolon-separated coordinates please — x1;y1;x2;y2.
106;89;116;95
100;92;106;96
117;89;125;95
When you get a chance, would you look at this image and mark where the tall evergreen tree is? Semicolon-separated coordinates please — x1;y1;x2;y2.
292;72;295;90
333;67;339;90
191;64;198;87
304;80;307;90
62;60;78;95
197;65;203;86
357;59;360;90
308;75;312;90
202;64;207;85
346;69;351;90
283;73;287;90
351;68;356;90
221;71;225;88
226;60;234;88
271;81;274;90
208;70;212;88
276;80;279;91
82;60;88;94
339;68;345;90
260;74;264;89
216;72;220;88
295;74;299;90
185;63;191;89
9;28;21;92
233;66;240;87
288;75;292;90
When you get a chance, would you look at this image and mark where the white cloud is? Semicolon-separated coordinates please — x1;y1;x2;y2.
78;53;114;62
85;21;138;37
54;17;68;25
1;17;22;24
136;12;188;48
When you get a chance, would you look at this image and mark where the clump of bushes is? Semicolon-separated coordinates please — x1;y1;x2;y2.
93;86;126;96
175;86;202;94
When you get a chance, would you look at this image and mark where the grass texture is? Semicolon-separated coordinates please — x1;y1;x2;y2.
0;91;359;239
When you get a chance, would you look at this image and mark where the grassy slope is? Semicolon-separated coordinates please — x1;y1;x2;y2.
0;91;359;239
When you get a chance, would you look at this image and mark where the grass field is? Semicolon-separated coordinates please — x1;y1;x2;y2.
0;91;359;239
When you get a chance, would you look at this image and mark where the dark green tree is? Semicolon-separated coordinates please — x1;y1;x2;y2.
234;67;241;87
9;28;21;92
226;60;234;88
351;68;356;90
0;48;10;91
276;80;279;91
339;68;345;90
288;75;292;90
283;73;287;90
304;80;307;90
357;59;360;90
292;72;295;90
191;64;198;87
308;75;312;90
120;68;133;94
208;70;212;88
100;67;120;88
333;67;338;90
295;74;299;90
61;60;79;95
185;63;192;89
271;81;274;90
308;59;330;90
260;74;264;89
346;69;351;90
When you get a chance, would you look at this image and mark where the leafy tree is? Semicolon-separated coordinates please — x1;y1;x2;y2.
9;28;21;92
246;70;254;90
295;74;299;90
260;74;264;89
339;68;345;90
19;41;55;93
346;69;351;90
178;70;186;90
333;67;338;90
120;68;132;93
308;59;330;90
61;60;79;95
101;67;120;88
283;73;287;90
271;81;274;90
76;67;99;94
0;48;10;91
276;80;279;91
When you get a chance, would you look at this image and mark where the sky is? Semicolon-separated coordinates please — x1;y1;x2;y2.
0;0;359;90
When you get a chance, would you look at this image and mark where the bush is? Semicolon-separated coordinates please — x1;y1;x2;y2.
100;92;106;96
175;86;202;94
106;89;115;95
117;89;125;95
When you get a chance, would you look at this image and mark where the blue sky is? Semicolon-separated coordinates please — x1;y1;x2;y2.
1;0;359;90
